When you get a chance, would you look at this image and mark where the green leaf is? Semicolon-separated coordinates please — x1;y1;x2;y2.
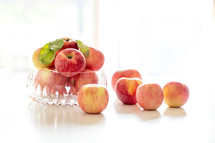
76;40;89;57
49;38;64;51
38;43;56;65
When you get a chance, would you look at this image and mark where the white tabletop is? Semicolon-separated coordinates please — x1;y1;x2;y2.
0;72;214;143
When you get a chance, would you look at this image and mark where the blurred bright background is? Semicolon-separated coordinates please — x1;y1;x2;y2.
0;1;215;142
0;0;214;78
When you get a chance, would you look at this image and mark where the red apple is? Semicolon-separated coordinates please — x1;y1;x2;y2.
32;48;54;69
115;77;143;105
54;48;86;77
62;37;78;50
163;82;189;108
85;47;105;71
111;69;142;91
136;84;163;110
34;68;69;96
77;84;109;114
70;69;99;93
56;37;79;55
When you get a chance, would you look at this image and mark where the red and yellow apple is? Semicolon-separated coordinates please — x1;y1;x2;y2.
163;81;189;108
136;84;163;110
54;49;86;77
70;69;99;93
115;77;143;105
34;68;69;96
77;84;109;114
32;48;54;69
85;47;105;71
111;69;142;91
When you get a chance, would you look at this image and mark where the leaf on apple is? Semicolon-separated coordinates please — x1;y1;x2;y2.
49;38;64;51
76;40;89;57
38;43;56;65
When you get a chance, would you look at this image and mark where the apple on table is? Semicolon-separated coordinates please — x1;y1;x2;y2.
115;77;143;105
136;83;163;110
77;84;109;114
163;81;189;108
111;69;142;91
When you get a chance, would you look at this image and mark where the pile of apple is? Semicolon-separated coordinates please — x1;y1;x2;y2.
111;69;189;110
32;38;109;114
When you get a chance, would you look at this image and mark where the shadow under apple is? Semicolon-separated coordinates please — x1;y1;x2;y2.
114;98;141;114
76;111;105;125
163;107;187;118
136;109;161;121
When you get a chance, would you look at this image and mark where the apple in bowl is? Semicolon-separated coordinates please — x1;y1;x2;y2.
34;68;69;96
32;48;54;69
55;37;79;55
84;47;105;71
62;37;78;50
30;38;107;106
54;48;86;77
69;69;99;94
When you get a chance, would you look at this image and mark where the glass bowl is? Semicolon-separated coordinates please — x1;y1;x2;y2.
27;69;107;106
